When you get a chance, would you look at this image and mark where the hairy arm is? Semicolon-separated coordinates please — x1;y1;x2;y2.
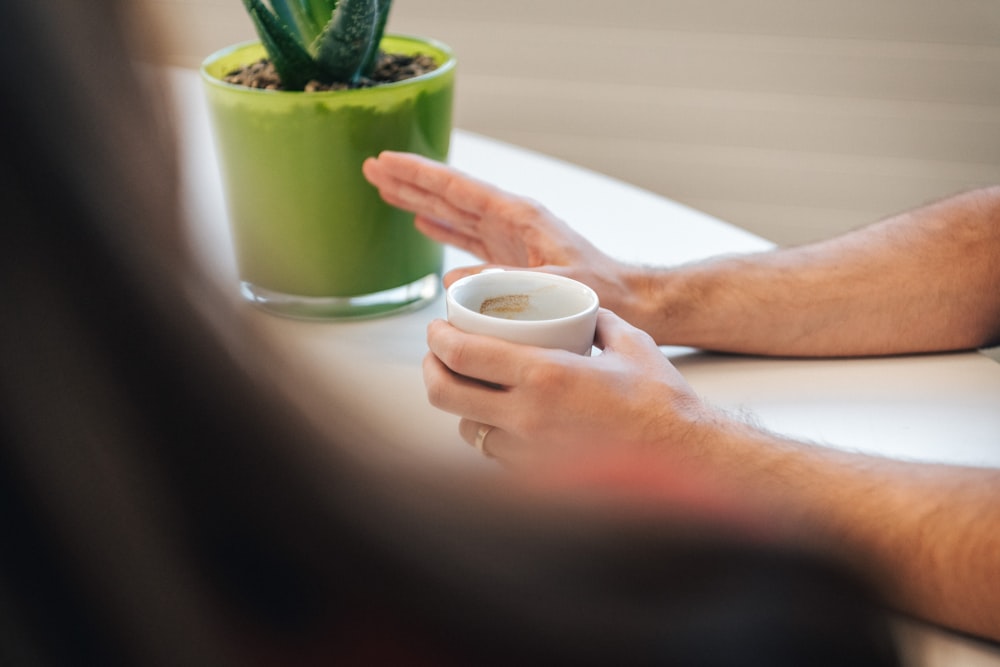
365;153;1000;357
425;311;1000;640
697;419;1000;641
631;187;1000;356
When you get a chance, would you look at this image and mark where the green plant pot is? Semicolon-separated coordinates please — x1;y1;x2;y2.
201;36;455;319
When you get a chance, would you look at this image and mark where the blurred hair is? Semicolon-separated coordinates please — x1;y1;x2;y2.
0;1;899;664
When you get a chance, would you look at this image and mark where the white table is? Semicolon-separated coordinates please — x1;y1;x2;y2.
168;68;1000;666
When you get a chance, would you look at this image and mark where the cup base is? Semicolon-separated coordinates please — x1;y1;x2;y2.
240;273;440;320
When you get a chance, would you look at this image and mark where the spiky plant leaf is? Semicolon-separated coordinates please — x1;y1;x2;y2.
313;0;378;84
358;0;392;77
306;0;339;38
269;0;320;45
242;0;324;90
237;0;398;88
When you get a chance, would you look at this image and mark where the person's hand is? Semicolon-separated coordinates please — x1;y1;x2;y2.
423;308;715;468
362;151;640;314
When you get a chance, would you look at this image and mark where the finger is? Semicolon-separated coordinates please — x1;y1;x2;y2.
593;308;658;354
459;418;499;456
422;351;508;425
374;151;514;221
426;319;529;388
413;214;488;259
365;152;483;220
458;419;532;468
371;152;549;247
365;164;482;230
423;352;532;444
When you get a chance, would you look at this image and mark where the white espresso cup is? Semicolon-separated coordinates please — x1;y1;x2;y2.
445;270;599;355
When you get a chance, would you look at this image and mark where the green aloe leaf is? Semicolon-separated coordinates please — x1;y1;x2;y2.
306;0;339;38
358;0;392;77
242;0;323;90
313;0;378;84
269;0;319;44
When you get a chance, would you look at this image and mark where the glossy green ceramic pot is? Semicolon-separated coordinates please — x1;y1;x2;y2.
201;36;454;319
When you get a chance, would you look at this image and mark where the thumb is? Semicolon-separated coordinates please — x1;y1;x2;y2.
593;308;657;354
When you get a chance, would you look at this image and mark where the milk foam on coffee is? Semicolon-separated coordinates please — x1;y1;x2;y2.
479;293;530;318
476;285;585;321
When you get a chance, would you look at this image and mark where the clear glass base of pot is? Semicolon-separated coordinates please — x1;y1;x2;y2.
240;273;441;321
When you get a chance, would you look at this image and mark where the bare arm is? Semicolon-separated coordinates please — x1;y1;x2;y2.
637;187;1000;356
697;420;1000;640
364;152;1000;357
370;153;1000;637
424;311;1000;640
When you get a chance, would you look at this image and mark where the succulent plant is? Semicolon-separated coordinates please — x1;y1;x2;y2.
241;0;393;90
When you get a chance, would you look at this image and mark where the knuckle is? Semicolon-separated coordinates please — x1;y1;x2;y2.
425;383;447;410
515;197;549;222
631;327;657;348
421;354;448;408
509;409;544;437
521;357;567;392
485;194;542;223
437;337;470;374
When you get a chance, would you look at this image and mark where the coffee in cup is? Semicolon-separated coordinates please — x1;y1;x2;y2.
446;270;599;355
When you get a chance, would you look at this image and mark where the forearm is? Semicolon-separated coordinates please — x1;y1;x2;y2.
628;187;1000;356
692;419;1000;639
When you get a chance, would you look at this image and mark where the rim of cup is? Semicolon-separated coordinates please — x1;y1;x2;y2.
446;270;599;325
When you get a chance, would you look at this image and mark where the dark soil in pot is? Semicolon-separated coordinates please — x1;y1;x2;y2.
224;51;439;91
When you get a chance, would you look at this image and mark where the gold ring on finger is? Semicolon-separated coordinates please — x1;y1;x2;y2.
474;424;495;458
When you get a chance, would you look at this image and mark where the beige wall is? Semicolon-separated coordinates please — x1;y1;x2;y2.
145;0;1000;246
